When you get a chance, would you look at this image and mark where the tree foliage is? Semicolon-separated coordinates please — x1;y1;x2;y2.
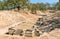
0;0;60;11
0;0;29;10
55;2;60;10
28;3;47;14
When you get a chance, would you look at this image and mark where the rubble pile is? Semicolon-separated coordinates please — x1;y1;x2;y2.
4;11;60;38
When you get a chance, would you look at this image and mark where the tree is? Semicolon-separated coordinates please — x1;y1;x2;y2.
27;3;47;14
0;0;29;10
55;2;60;10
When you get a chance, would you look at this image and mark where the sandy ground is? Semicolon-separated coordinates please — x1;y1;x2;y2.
0;10;60;39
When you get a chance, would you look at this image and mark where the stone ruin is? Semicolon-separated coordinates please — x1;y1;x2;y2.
25;29;33;37
5;17;60;37
35;17;60;33
6;28;15;35
14;29;23;36
6;27;41;37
